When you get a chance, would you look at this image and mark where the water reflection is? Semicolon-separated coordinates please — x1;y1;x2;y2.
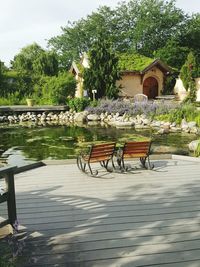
0;122;198;166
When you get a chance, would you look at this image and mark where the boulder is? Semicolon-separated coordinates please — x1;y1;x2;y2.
163;122;171;128
87;121;100;126
188;121;196;128
158;128;170;134
181;119;189;130
135;124;149;129
151;121;161;127
170;127;182;133
142;118;150;125
188;140;200;151
100;113;106;121
190;127;199;134
152;145;184;154
114;121;135;128
87;114;100;121
74;112;87;123
170;122;176;127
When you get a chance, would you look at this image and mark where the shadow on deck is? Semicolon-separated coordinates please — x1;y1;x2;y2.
1;158;200;267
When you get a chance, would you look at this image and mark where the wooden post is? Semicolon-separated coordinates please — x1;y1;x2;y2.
5;170;17;226
0;166;17;228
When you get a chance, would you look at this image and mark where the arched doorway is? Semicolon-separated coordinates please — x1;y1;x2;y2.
143;77;158;99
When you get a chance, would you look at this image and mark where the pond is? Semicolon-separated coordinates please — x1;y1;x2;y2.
0;122;198;167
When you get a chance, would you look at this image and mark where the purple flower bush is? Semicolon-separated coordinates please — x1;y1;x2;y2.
85;99;178;117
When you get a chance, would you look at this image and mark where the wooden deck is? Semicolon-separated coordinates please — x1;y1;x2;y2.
1;157;200;266
0;105;68;113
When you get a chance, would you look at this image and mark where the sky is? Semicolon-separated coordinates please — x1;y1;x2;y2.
0;0;199;66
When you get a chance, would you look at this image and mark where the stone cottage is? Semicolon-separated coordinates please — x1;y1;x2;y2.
70;52;171;99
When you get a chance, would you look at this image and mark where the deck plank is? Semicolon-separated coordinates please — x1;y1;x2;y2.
1;158;200;266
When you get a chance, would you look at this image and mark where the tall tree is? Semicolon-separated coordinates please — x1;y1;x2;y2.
12;43;58;76
48;0;186;67
83;35;120;99
0;60;8;95
180;52;199;102
179;14;200;54
154;13;200;69
155;39;189;69
48;6;116;69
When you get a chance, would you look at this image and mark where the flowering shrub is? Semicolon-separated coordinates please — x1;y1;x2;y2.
86;99;178;117
0;220;26;267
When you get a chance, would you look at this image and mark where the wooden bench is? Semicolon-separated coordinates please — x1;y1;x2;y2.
77;142;116;176
117;141;154;171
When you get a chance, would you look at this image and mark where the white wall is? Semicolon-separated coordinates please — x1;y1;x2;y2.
196;78;200;101
174;77;200;101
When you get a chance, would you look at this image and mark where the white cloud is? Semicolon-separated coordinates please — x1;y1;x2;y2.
0;0;121;65
0;0;199;66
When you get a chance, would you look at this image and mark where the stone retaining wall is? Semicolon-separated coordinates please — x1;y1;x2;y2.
0;110;199;136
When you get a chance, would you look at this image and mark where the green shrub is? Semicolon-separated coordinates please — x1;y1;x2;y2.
67;98;91;112
0;257;15;267
154;103;200;126
0;93;26;105
168;103;197;124
195;140;200;157
35;73;76;105
1;71;33;99
194;113;200;127
163;73;177;95
89;99;99;107
195;101;200;107
154;114;171;122
180;52;199;102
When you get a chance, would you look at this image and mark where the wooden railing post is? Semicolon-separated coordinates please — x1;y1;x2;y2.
0;166;17;228
5;170;17;226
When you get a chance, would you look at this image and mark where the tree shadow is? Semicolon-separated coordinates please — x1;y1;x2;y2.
1;160;200;267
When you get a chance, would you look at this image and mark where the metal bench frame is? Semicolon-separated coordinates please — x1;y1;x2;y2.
77;142;116;176
117;141;154;171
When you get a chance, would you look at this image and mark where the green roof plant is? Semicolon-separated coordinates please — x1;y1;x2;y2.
118;53;154;72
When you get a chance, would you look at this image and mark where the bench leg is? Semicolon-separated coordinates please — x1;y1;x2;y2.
140;157;154;169
77;156;98;176
100;160;113;172
140;157;147;168
77;156;86;173
147;156;154;169
117;157;127;172
88;162;98;176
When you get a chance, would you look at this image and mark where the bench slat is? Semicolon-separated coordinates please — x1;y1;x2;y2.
119;141;153;170
124;148;149;153
77;142;116;176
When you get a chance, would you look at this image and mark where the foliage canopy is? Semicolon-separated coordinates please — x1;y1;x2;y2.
83;35;120;99
180;52;200;102
48;0;187;69
12;43;59;76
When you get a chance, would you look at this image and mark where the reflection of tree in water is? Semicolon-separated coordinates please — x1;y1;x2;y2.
0;124;196;161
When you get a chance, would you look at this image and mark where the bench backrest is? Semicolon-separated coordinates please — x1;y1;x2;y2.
122;141;151;158
134;94;148;102
89;142;116;162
